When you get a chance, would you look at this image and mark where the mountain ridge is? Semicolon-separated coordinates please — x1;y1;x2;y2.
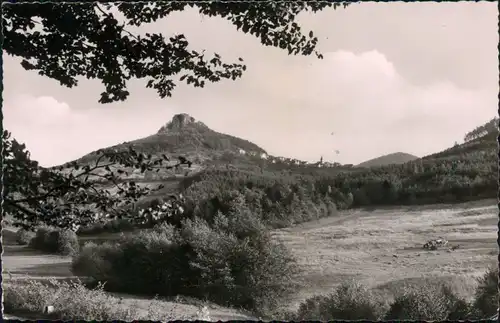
60;113;496;188
49;112;496;225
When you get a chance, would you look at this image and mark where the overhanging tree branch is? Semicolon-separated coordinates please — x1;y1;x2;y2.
2;1;351;103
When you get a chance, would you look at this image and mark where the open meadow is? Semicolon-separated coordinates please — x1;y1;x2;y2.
3;198;497;320
272;199;498;310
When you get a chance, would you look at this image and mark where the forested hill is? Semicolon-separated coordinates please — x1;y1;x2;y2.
53;113;496;231
176;120;497;228
356;152;419;168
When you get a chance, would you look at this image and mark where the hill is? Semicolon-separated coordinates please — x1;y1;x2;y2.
356;152;419;168
177;119;496;223
52;113;272;193
76;113;267;167
59;113;357;186
53;113;496;231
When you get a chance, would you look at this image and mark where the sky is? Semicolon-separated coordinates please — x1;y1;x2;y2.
3;2;498;167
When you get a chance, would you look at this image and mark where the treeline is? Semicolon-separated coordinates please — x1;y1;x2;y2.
177;138;496;221
425;131;496;160
333;149;496;206
463;117;498;143
178;168;346;229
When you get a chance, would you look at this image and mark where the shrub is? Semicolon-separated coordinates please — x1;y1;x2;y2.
72;229;190;296
29;227;79;256
71;241;118;283
15;228;33;245
178;210;301;313
470;267;498;318
71;209;301;314
29;226;51;248
385;282;470;320
295;281;387;320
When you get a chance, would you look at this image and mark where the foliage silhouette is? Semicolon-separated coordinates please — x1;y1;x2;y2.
3;130;189;231
3;1;349;103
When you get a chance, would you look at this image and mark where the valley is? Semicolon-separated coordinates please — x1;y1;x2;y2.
3;199;497;319
3;113;498;321
273;199;497;310
3;2;498;321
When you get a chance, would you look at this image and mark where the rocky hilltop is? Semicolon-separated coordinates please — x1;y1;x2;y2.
156;113;209;133
76;113;267;166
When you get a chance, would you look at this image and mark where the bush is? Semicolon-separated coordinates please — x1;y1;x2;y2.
470;267;498;318
3;278;200;321
71;210;300;314
178;210;301;313
29;227;79;256
15;228;33;245
385;282;470;320
72;228;192;296
71;241;118;284
295;281;387;320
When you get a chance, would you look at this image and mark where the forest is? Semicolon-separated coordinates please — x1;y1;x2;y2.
170;127;497;230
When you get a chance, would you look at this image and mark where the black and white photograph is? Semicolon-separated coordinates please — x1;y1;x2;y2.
2;1;498;321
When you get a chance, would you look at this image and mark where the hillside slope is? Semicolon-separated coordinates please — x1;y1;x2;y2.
356;152;419;168
77;113;267;166
179;122;496;221
52;113;272;210
53;114;497;220
54;113;269;187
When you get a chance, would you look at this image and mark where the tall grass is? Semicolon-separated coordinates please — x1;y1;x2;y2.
3;279;138;320
3;278;207;321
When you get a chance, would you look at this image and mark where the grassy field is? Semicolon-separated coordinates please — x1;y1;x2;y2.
272;198;497;310
3;198;497;320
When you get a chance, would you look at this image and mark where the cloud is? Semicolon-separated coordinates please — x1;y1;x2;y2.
3;95;181;167
225;50;495;164
3;50;495;167
6;95;79;125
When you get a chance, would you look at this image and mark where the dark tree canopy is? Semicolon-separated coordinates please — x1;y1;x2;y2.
3;1;349;103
